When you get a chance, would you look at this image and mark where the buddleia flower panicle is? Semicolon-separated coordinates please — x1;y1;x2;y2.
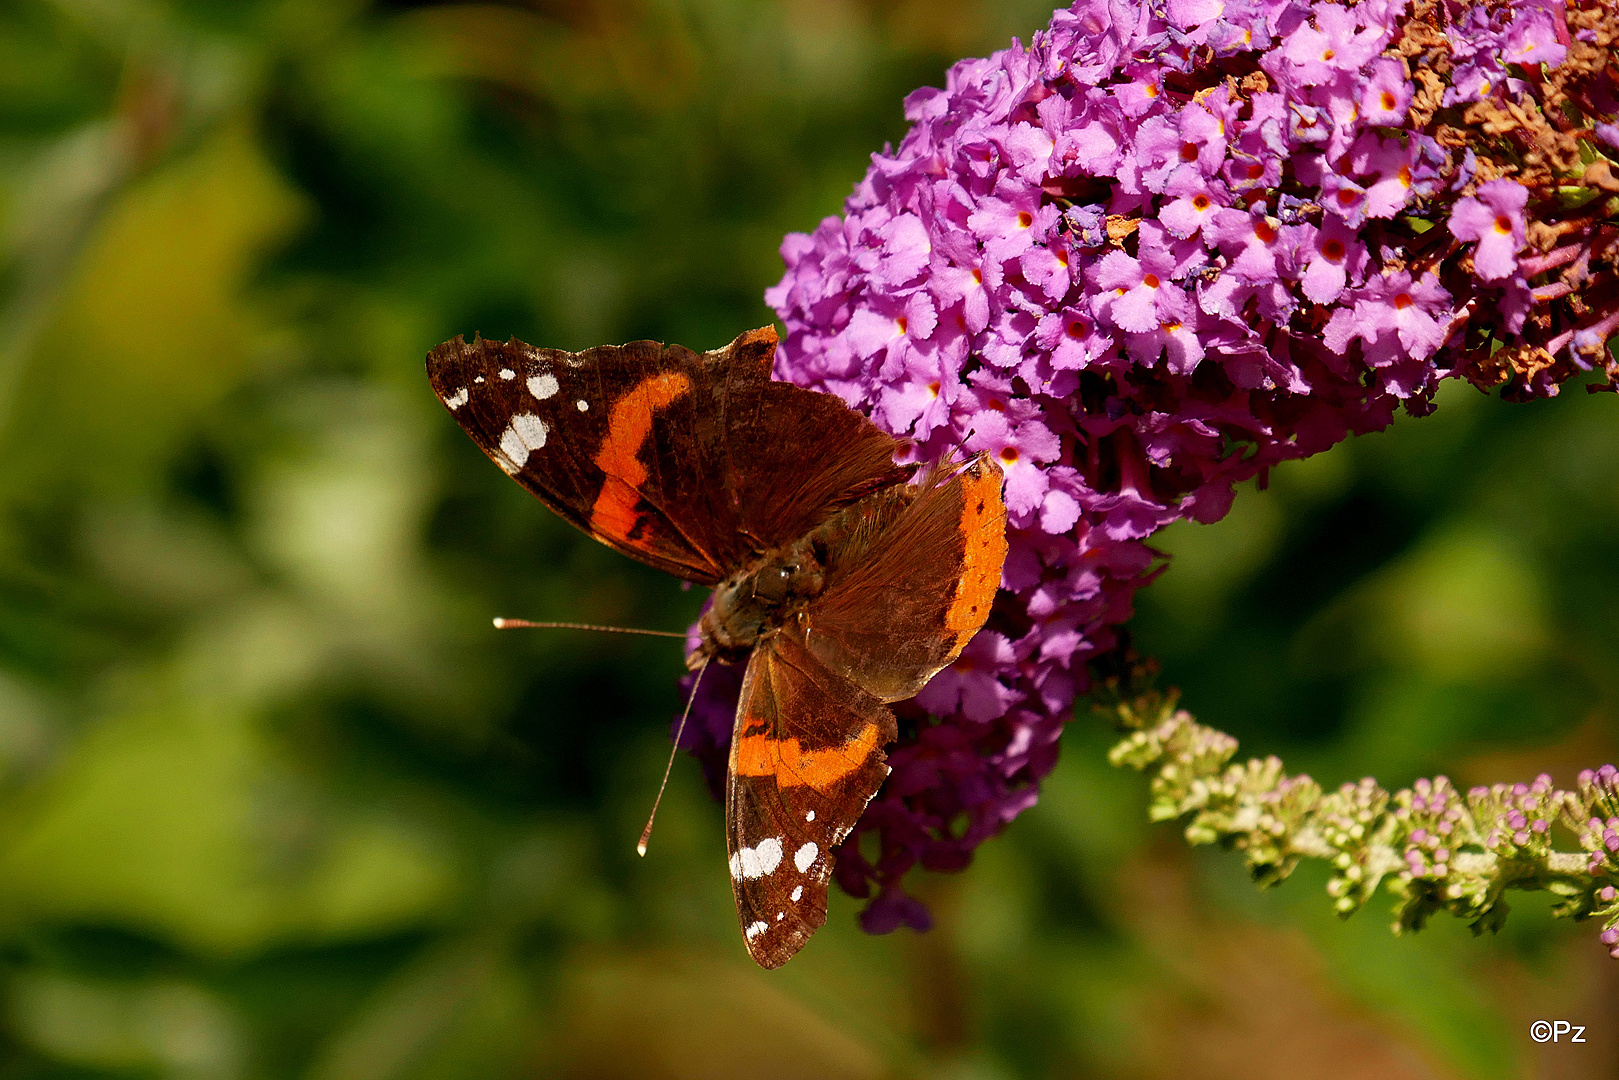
679;0;1619;934
1101;688;1619;953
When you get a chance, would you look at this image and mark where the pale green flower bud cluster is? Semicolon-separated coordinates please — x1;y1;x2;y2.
1098;687;1619;957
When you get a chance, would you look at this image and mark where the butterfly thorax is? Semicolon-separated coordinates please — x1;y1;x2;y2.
693;480;924;668
694;535;827;666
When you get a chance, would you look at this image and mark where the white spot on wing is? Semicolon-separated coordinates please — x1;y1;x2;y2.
443;387;469;409
776;911;784;921
791;885;803;902
498;413;548;468
728;852;742;880
498;368;515;380
805;810;815;822
738;838;783;879
794;842;818;873
576;399;589;412
745;920;768;940
474;376;485;384
527;373;559;400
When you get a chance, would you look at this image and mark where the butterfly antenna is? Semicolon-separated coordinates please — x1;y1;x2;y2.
947;424;978;465
925;425;979;484
492;618;686;638
638;654;710;857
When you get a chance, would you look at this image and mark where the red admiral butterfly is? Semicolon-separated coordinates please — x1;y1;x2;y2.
427;326;1007;967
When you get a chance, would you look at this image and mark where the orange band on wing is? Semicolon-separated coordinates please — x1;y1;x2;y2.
732;722;884;791
590;478;645;539
589;371;692;539
944;459;1007;636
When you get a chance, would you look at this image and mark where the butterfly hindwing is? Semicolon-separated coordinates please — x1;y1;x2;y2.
804;453;1008;702
427;326;910;584
725;624;897;969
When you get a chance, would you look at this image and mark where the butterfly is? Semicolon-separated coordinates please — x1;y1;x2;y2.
426;325;1007;968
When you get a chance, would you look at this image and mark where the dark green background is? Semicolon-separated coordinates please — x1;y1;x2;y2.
0;1;1613;1076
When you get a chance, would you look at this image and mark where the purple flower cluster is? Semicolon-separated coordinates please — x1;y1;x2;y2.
1472;774;1557;859
1385;775;1495;931
1572;766;1619;955
678;0;1619;929
1399;777;1474;882
1576;765;1619;876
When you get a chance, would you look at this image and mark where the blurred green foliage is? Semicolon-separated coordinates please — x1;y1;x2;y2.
0;0;1614;1077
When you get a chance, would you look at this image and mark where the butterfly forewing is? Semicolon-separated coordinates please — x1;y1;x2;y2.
709;366;913;552
726;626;897;969
804;454;1008;702
428;334;730;582
427;327;910;583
